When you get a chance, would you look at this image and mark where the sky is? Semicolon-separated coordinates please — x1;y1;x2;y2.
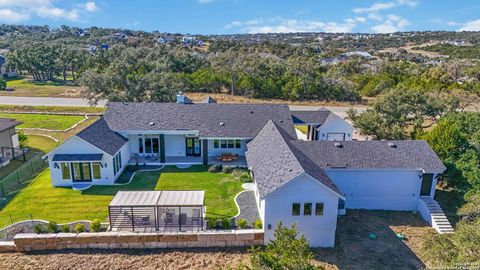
1;0;480;34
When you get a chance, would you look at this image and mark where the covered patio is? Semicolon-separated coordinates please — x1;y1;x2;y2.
108;190;205;232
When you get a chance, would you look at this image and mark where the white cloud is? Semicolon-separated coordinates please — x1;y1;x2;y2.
459;19;480;31
0;0;98;22
225;17;357;33
353;0;418;13
0;8;30;23
447;21;459;26
371;14;409;33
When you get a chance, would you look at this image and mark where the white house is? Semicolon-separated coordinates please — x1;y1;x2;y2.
0;118;22;167
292;109;354;141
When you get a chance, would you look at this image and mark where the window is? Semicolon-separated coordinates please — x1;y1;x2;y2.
72;162;82;181
145;137;152;153
113;152;122;176
138;137;143;153
221;140;227;148
292;203;301;216
213;139;219;149
235;139;241;148
227;139;234;148
304;203;312;216
92;162;102;179
82;163;91;181
61;163;70;180
315;203;324;216
338;199;345;210
152;137;159;153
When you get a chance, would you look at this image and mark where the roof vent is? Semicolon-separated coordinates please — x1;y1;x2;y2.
334;142;343;148
219;122;225;126
250;110;254;113
388;142;396;148
149;122;155;126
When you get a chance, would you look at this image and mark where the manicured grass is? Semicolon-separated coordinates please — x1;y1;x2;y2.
0;166;243;228
26;134;58;153
0;105;105;114
1;76;82;97
296;125;308;134
0;113;84;130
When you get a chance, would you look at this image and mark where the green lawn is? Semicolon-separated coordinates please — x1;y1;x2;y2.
0;105;105;114
0;113;84;130
26;134;58;153
1;76;82;97
0;166;244;228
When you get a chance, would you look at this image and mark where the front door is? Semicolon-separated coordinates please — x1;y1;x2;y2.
186;138;201;156
420;174;433;196
71;162;92;182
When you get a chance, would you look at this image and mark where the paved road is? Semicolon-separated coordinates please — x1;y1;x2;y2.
0;96;366;117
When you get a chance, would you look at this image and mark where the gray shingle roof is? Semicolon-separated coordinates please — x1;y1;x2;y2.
246;120;342;200
291;109;332;125
288;140;446;173
104;102;297;138
76;118;128;156
52;153;103;161
0;118;22;133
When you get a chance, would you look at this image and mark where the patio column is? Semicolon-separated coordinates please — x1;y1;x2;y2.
160;134;165;163
202;139;208;165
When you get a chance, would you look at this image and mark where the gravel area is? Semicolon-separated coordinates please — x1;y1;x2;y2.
234;191;260;227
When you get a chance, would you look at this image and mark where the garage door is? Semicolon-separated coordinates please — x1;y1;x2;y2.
326;133;345;141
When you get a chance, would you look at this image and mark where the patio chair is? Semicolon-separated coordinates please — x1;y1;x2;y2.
192;209;200;225
180;213;187;225
141;216;150;226
165;212;174;225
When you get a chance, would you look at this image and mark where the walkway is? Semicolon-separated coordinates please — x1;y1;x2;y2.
234;191;260;228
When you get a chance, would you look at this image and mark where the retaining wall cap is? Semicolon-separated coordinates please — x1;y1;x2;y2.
13;233;37;240
77;233;98;238
56;233;79;238
97;232;119;237
235;229;256;234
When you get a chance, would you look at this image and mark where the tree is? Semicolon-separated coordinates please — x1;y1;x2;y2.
18;130;28;148
0;77;6;90
250;223;320;270
211;50;245;95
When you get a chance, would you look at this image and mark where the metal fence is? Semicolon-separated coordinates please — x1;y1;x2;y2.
0;152;47;197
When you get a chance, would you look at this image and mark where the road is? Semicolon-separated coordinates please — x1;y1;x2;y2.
0;96;366;117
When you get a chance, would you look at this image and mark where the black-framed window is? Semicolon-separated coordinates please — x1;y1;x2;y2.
214;139;242;149
138;137;143;153
92;162;102;179
145;137;152;153
304;203;312;216
221;139;227;148
61;163;70;180
214;139;219;149
235;139;241;148
315;203;324;216
338;199;345;210
227;139;234;148
292;203;301;216
72;162;82;181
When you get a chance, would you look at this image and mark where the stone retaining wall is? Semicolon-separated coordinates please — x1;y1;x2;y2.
12;230;264;252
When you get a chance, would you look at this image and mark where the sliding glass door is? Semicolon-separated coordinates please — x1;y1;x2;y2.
71;162;92;182
186;138;201;156
138;134;160;155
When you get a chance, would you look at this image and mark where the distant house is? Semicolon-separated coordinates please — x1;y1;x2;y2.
86;45;97;55
0;55;17;79
157;36;175;44
0;118;22;167
182;35;196;45
319;55;348;65
343;51;373;59
291;109;354;141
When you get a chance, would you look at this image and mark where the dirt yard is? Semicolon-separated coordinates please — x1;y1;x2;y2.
0;211;434;270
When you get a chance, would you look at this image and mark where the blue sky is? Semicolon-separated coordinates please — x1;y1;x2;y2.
1;0;480;34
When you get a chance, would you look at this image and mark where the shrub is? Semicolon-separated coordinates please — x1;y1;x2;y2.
75;223;85;233
208;164;222;173
237;218;248;229
222;166;233;174
254;219;263;229
46;221;58;233
240;171;253;183
34;224;44;234
60;224;70;233
91;219;102;232
206;218;218;229
222;217;231;229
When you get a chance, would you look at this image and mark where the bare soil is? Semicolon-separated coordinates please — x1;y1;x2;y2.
0;211;433;270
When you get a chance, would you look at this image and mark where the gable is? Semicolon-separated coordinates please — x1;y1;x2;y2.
47;136;107;158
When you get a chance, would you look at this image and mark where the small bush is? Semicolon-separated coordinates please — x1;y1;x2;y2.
253;219;263;229
75;223;85;233
46;221;58;233
34;224;44;234
240;171;253;183
206;218;218;229
237;218;248;229
222;217;231;229
91;219;102;232
60;224;70;233
208;164;222;173
222;166;233;174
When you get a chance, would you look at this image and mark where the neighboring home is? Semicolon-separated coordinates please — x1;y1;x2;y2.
246;121;446;247
157;35;176;44
0;118;22;167
319;55;348;65
291;109;353;141
45;94;448;246
0;55;17;79
182;35;196;45
343;51;373;59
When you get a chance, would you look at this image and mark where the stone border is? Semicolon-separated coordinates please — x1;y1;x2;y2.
11;230;264;252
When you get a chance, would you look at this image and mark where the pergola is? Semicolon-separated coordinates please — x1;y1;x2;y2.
108;190;205;232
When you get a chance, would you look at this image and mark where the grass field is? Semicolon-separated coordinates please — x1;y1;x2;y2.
26;134;58;153
0;113;84;130
0;105;104;114
1;76;81;97
0;166;243;228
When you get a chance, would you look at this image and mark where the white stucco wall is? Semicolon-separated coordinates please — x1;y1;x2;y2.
317;116;354;141
325;169;425;210
262;174;340;247
47;137;118;186
207;139;247;156
164;134;186;156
